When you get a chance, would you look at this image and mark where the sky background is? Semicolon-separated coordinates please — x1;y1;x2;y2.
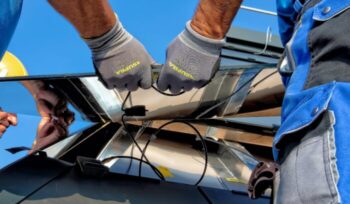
0;0;278;168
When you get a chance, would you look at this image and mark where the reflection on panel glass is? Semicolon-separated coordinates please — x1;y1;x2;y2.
0;64;283;202
0;78;92;168
96;126;259;190
0;62;283;170
42;64;282;122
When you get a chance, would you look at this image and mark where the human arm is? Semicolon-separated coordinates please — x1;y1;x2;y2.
47;0;115;38
48;0;154;91
191;0;243;39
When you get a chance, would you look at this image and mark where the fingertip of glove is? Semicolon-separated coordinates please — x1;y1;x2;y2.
183;86;193;92
155;81;168;92
169;85;182;94
139;80;152;90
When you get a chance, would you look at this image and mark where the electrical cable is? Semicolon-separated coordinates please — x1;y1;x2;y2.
151;76;213;97
121;91;131;111
139;120;208;186
126;121;151;174
195;70;278;119
101;155;165;180
121;114;165;180
151;84;185;96
120;91;165;180
116;68;277;185
121;90;207;185
248;70;278;90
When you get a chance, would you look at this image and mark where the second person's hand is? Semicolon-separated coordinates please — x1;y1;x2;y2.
0;110;17;138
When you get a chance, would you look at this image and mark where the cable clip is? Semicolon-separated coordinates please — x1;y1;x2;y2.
124;105;147;116
76;156;109;178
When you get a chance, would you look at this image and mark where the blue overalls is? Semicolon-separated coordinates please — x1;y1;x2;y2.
275;0;350;203
0;0;23;60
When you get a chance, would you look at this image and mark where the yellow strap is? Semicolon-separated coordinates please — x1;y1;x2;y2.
225;177;246;184
156;165;174;178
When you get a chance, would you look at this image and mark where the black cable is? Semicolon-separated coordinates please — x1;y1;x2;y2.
126;121;150;174
251;72;278;89
139;120;208;186
121;114;165;180
196;70;278;119
118;69;277;185
101;155;165;181
121;92;145;158
121;91;131;111
151;84;185;96
120;92;165;180
151;75;214;97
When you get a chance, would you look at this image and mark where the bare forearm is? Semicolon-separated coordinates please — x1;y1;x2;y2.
191;0;243;39
48;0;116;38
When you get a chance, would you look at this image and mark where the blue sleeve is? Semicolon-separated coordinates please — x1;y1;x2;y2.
0;0;23;60
276;0;297;46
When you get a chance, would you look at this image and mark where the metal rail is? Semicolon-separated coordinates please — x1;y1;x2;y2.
240;5;277;16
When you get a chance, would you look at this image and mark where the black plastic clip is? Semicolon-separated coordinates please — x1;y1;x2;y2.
76;156;109;178
124;105;147;116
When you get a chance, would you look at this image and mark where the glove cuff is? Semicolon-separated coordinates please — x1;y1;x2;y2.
181;21;226;56
83;14;133;59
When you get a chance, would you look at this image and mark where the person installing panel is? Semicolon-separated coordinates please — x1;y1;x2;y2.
155;0;347;203
0;0;229;152
49;0;349;203
48;0;227;93
4;0;348;202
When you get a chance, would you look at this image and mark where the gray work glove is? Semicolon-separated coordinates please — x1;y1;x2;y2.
84;17;153;91
157;21;225;93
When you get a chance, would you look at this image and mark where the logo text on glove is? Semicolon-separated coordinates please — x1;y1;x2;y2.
169;62;194;80
115;61;141;75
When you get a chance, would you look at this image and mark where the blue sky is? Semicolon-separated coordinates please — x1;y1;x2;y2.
0;0;278;168
7;0;278;76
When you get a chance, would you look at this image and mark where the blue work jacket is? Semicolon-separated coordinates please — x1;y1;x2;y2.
276;0;350;202
0;0;23;60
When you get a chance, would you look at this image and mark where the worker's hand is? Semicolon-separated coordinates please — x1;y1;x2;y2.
24;80;75;126
157;21;225;93
29;117;67;154
35;88;74;127
84;18;153;91
29;85;73;154
0;111;17;138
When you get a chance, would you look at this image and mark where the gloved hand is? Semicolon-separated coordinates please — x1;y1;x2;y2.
157;21;225;93
84;17;153;91
0;110;17;138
